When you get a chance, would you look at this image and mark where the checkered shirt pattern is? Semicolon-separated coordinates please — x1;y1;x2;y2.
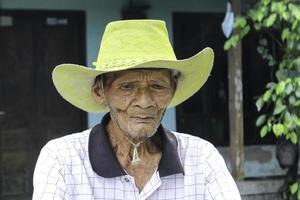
33;129;241;200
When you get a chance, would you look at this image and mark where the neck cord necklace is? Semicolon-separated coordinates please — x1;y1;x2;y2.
100;78;144;166
111;115;145;166
124;136;144;166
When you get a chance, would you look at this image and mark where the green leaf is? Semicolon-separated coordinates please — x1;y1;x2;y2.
297;43;300;51
292;57;300;68
257;46;264;54
224;37;233;50
256;97;264;111
260;125;268;138
281;28;290;41
284;120;293;130
267;117;273;129
291;132;298;144
285;78;292;84
251;7;266;22
288;40;295;49
271;2;286;13
262;0;270;6
284;112;293;129
289;95;296;104
291;182;299;194
279;61;286;69
272;94;277;102
294;100;300;106
276;82;286;95
257;45;269;60
224;35;240;50
293;115;300;127
297;188;300;199
283;124;290;135
276;70;288;81
292;20;298;30
264;13;277;27
296;88;300;98
259;38;268;46
224;40;232;51
240;25;250;37
234;16;247;28
285;111;292;122
263;90;272;101
289;3;300;20
273;99;286;115
254;23;262;30
285;83;293;95
272;123;284;137
266;82;276;89
268;58;276;66
282;11;289;20
256;115;267;127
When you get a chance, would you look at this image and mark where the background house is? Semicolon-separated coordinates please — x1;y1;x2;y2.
0;0;286;199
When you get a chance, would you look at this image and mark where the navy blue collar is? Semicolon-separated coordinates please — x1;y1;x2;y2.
88;113;184;178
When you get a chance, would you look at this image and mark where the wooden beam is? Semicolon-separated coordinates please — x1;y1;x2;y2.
228;0;244;180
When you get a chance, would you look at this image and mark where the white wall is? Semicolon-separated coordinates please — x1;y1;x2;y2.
1;0;226;130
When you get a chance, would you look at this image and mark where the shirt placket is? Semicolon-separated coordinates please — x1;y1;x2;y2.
120;175;140;199
139;171;162;200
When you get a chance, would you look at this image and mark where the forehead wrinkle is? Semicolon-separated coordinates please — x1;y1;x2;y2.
109;69;172;84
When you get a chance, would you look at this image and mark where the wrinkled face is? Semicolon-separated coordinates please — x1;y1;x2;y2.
94;69;176;141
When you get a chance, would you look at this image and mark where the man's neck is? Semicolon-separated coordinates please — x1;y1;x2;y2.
106;119;160;164
105;119;162;192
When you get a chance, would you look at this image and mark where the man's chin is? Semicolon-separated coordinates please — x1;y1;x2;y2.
127;126;158;140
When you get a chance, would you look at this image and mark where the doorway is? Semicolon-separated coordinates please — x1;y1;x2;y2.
173;12;275;146
173;12;230;146
0;10;87;199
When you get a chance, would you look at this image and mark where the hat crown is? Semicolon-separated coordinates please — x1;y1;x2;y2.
94;20;177;70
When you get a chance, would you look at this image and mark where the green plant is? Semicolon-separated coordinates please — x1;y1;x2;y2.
291;182;300;199
224;0;300;199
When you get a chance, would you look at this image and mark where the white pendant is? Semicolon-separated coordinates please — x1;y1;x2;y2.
131;146;141;166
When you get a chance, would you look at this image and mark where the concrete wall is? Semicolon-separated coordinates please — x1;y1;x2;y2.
1;0;226;130
237;179;284;200
219;145;288;178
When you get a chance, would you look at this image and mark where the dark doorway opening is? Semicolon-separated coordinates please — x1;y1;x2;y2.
173;12;276;147
0;10;87;199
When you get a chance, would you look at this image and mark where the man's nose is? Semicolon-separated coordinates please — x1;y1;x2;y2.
133;88;155;109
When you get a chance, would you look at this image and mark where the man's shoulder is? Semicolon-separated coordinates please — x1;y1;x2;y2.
170;131;218;157
48;129;90;144
41;129;91;156
170;131;214;147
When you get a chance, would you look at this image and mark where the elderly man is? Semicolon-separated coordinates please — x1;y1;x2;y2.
33;20;241;199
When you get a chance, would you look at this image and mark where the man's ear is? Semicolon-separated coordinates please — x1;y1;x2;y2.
172;77;178;96
92;83;106;105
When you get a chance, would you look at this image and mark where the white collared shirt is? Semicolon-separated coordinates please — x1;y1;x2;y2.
33;120;241;200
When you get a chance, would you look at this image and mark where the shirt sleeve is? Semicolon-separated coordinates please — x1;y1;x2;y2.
204;143;241;200
32;140;70;200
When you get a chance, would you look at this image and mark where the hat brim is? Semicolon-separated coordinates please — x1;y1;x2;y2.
52;47;214;113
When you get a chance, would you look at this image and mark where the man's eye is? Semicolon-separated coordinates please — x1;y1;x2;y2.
120;83;134;90
151;84;165;90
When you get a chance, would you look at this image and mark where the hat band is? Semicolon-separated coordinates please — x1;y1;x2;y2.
94;56;177;70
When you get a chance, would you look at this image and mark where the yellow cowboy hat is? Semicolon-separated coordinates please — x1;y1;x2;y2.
52;19;214;112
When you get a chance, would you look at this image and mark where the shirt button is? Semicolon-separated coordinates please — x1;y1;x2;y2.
124;177;130;182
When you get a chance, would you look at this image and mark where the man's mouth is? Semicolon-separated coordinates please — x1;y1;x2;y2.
131;115;155;122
